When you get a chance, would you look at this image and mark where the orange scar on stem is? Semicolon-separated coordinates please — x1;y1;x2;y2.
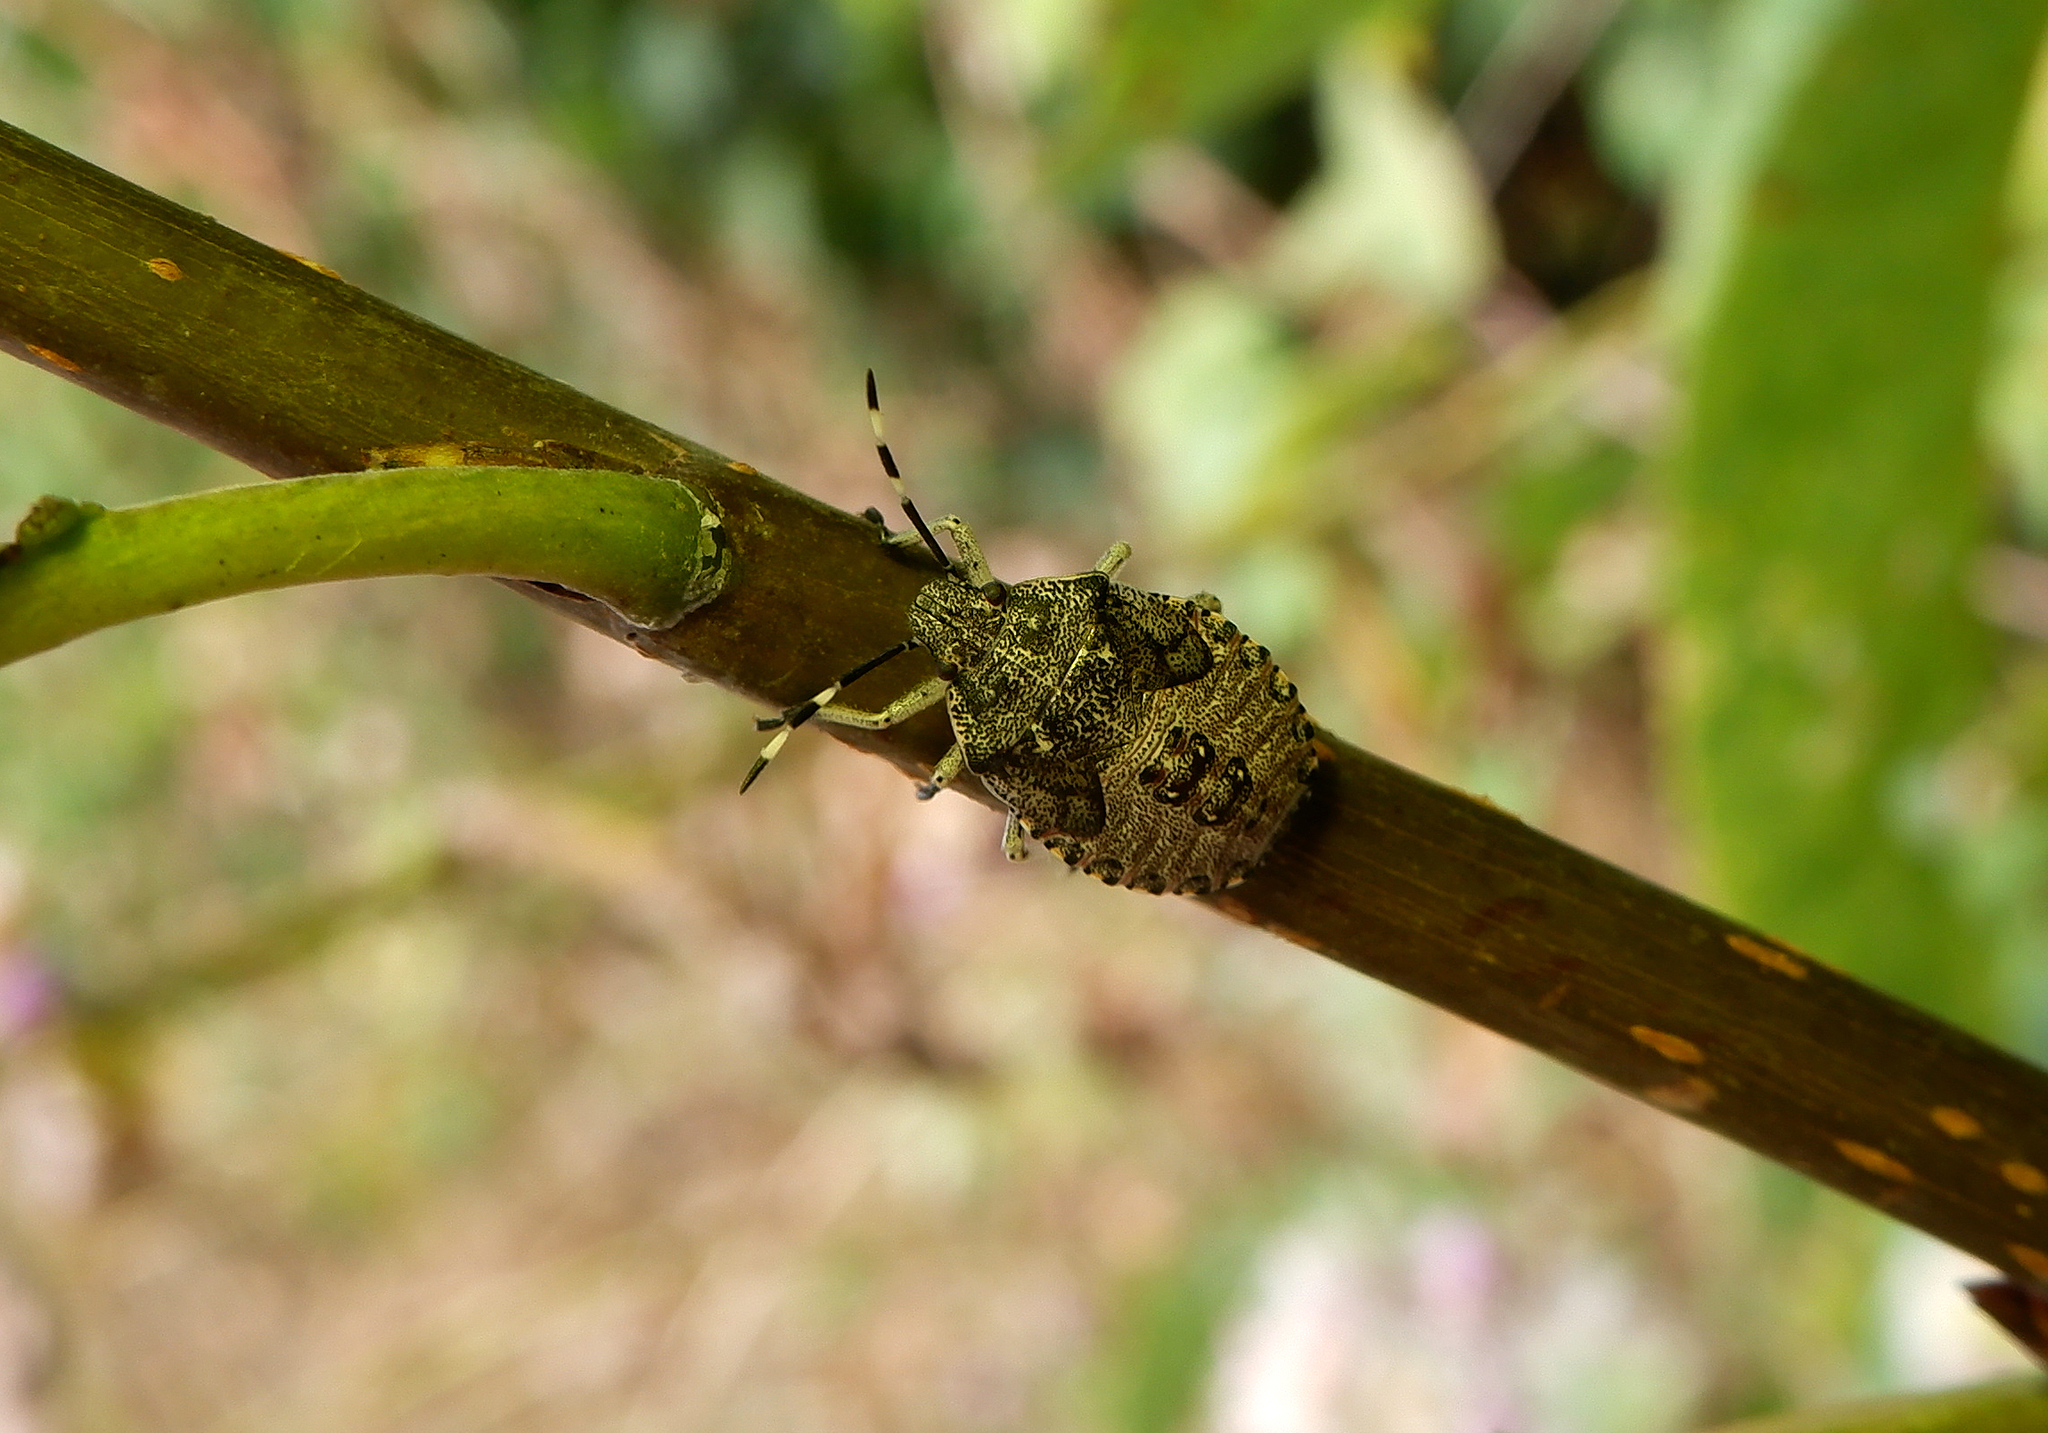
1725;932;1808;978
1630;1026;1704;1064
144;257;182;281
1835;1140;1914;1182
728;461;759;475
24;344;80;372
2010;1244;2048;1282
283;251;342;279
1645;1076;1716;1113
1930;1107;1982;1139
2002;1162;2048;1196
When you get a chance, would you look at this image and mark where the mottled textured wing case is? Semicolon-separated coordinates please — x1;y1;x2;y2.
971;581;1316;895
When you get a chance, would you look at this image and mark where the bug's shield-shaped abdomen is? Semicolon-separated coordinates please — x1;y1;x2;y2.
976;747;1108;839
1044;596;1315;895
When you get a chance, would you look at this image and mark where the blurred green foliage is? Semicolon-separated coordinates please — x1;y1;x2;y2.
1051;0;1417;190
1667;1;2046;1024
5;0;2048;1427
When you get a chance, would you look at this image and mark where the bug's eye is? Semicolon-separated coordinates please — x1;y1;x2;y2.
979;580;1008;607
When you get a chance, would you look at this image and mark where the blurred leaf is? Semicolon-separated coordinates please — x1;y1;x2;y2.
1;23;84;89
1584;0;1719;197
1090;1198;1272;1433
1986;45;2048;544
1262;27;1498;310
1663;2;2048;1020
1695;1378;2048;1433
1110;278;1304;546
1488;431;1636;584
1051;0;1432;190
1110;277;1459;555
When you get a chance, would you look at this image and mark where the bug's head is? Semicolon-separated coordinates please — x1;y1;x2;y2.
907;574;1004;673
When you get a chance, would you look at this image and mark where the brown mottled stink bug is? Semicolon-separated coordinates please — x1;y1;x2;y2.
740;373;1318;896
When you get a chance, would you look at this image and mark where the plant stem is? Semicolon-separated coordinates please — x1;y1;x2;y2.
5;115;2048;1302
0;466;721;667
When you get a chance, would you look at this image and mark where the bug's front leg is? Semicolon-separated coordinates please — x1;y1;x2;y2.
1094;541;1132;578
1002;812;1029;862
931;516;997;589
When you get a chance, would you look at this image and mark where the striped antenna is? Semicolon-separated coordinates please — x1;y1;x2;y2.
867;369;951;569
738;728;791;795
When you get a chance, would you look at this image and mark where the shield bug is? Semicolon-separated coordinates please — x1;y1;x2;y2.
741;373;1318;896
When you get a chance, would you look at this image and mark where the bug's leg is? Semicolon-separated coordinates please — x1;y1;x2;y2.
1094;541;1132;578
867;370;952;570
753;640;919;734
865;506;939;554
1186;592;1223;614
742;640;920;792
916;742;967;801
1002;812;1029;862
808;674;951;730
931;515;1003;604
743;671;945;792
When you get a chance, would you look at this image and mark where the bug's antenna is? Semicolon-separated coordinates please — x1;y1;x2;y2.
867;370;952;570
739;639;919;793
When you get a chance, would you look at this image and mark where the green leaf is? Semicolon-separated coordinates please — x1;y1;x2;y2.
1663;2;2048;1021
1049;0;1429;191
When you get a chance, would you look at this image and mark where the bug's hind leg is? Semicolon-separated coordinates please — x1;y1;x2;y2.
1002;812;1030;862
1094;541;1132;578
917;742;967;801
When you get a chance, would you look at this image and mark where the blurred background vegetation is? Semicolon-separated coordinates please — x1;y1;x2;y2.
3;0;2048;1427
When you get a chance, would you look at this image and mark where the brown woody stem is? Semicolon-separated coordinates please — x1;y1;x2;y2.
5;116;2048;1295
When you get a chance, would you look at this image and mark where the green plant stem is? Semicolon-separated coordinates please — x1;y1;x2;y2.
1698;1379;2048;1433
0;467;720;666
